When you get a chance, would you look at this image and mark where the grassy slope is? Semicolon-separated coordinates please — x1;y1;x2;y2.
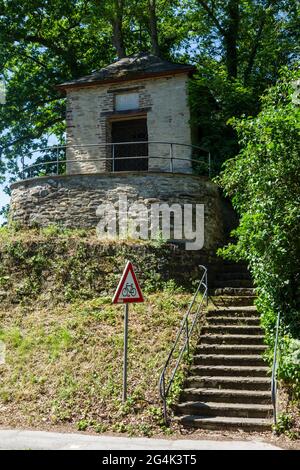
0;227;192;436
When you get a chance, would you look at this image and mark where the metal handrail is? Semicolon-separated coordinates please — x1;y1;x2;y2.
17;141;212;180
159;265;208;424
23;141;210;153
271;311;281;427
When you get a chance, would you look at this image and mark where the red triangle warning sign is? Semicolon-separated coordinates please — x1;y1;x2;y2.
113;261;144;304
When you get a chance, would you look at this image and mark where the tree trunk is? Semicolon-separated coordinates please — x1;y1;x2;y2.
243;2;271;84
197;0;240;79
148;0;160;56
112;0;126;59
224;0;239;78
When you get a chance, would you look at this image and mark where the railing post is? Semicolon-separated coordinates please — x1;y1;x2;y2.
185;318;189;358
56;145;59;175
112;143;115;172
272;311;281;427
162;374;168;425
170;143;174;173
205;270;208;306
21;156;25;180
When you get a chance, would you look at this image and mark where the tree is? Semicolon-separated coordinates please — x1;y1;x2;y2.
0;1;115;181
187;0;300;172
185;0;300;85
148;0;160;56
217;68;300;397
0;0;299;186
107;0;126;59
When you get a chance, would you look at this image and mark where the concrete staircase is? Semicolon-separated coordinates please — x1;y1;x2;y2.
175;263;272;432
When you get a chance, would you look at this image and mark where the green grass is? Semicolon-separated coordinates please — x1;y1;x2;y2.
0;227;202;436
0;290;191;435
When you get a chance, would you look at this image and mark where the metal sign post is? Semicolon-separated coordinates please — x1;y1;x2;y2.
112;261;144;403
123;303;129;402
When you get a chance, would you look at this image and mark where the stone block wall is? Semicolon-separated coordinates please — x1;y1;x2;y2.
66;74;192;174
10;173;225;250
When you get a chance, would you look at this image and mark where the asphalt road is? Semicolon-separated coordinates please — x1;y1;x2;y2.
0;429;281;450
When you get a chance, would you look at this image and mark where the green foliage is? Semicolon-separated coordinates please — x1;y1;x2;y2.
217;67;300;399
189;63;256;173
0;0;299;189
278;338;300;400
77;419;89;431
166;369;185;406
93;423;109;434
273;412;293;435
187;0;300;173
0;227;194;305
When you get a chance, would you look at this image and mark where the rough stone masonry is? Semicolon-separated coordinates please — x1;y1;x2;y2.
10;173;225;250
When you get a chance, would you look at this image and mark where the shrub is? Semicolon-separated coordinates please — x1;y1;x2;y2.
217;67;300;399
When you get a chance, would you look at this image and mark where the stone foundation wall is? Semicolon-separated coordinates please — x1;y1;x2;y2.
10;173;225;250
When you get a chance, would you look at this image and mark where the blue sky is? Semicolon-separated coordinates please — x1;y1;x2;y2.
0;135;59;224
0;190;9;224
0;191;9;206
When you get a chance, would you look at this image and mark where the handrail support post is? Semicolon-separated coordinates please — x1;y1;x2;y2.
162;374;168;425
205;271;208;306
271;311;281;428
185;318;190;358
170;143;174;173
21;156;25;180
112;144;115;172
56;145;59;175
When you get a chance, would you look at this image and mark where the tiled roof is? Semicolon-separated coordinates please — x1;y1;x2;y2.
57;52;195;89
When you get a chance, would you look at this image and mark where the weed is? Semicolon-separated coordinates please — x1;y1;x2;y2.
77;419;89;431
273;412;294;435
112;422;128;433
137;423;153;437
93;423;108;434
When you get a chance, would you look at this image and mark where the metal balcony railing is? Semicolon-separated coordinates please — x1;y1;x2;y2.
17;141;212;180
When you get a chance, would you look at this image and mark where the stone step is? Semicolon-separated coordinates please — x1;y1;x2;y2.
213;287;255;296
199;334;265;345
193;354;266;367
207;316;260;325
185;375;271;391
211;296;256;307
195;344;267;355
175;399;273;421
206;306;259;318
202;325;263;335
175;415;272;432
190;365;270;377
213;280;253;288
175;401;272;419
181;388;271;405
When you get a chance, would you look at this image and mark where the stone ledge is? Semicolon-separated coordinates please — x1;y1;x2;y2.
11;171;210;189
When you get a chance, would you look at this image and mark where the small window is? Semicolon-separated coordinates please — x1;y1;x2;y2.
115;93;139;111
